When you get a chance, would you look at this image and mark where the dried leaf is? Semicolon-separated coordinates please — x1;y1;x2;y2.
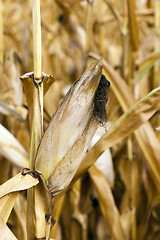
0;192;18;223
0;171;39;198
0;100;27;122
0;50;22;106
0;171;39;223
0;218;17;240
0;124;29;168
14;194;27;240
89;165;126;240
121;208;135;240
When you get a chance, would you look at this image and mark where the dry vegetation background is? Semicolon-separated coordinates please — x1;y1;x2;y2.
0;0;160;239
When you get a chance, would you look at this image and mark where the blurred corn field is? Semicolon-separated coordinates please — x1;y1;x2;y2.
0;0;160;239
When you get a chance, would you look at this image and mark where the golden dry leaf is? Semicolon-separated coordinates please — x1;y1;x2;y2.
0;218;17;240
89;165;125;240
0;124;29;168
120;207;135;240
0;171;39;199
0;50;22;106
0;100;27;122
0;192;18;223
0;170;39;224
14;194;27;240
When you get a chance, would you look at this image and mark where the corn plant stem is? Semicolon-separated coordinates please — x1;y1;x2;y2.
27;188;35;240
127;35;133;89
154;1;160;142
127;1;138;237
127;0;139;90
33;0;41;79
0;0;3;78
121;0;128;80
127;136;134;205
104;0;122;32
86;0;93;59
31;86;43;167
98;0;104;56
126;5;134;238
28;0;43;169
127;28;135;240
32;0;43;147
154;0;160;88
27;1;43;239
127;0;139;52
147;0;152;8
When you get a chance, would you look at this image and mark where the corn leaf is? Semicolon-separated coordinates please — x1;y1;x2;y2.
137;52;160;82
0;192;18;223
0;171;39;198
0;171;39;223
14;194;27;240
1;50;22;106
0;124;29;168
0;218;17;240
89;165;126;240
0;100;27;122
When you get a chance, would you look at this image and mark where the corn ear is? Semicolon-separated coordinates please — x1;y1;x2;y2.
35;60;103;181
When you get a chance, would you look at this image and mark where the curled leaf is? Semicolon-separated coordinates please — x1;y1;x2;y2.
0;170;39;223
0;171;39;198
